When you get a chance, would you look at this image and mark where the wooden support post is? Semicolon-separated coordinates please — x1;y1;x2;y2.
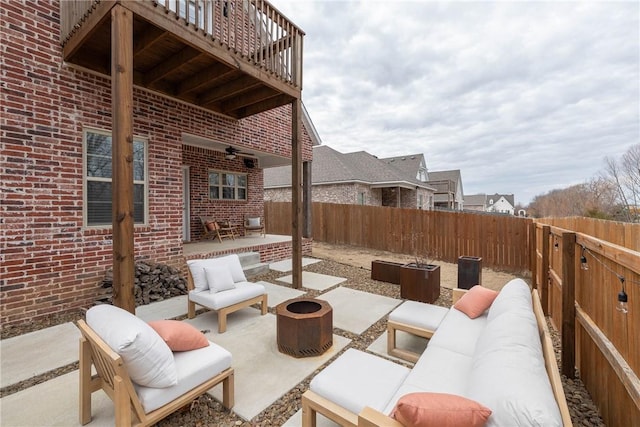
111;6;135;313
291;99;303;289
541;225;550;315
529;221;537;290
561;232;576;379
303;160;312;238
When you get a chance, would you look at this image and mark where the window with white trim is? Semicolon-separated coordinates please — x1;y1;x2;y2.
84;129;148;226
209;170;247;200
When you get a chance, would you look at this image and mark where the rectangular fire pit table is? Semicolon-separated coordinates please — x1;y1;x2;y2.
276;298;333;358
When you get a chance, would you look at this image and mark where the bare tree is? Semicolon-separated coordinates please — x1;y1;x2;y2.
604;144;640;222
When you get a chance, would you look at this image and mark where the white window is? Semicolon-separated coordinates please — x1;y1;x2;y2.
209;170;247;200
84;129;147;227
357;192;366;205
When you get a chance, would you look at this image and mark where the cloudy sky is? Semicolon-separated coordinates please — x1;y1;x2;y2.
275;1;639;205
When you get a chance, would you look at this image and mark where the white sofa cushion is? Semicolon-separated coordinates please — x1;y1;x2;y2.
383;345;474;414
134;341;232;413
310;349;410;415
426;308;488;357
204;265;236;293
217;254;247;283
388;301;449;331
487;278;532;323
189;281;265;311
467;310;562;426
187;255;247;293
86;305;177;388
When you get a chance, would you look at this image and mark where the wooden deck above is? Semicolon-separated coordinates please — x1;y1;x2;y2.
60;0;303;119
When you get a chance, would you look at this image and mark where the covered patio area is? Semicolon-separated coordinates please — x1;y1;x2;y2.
184;234;311;264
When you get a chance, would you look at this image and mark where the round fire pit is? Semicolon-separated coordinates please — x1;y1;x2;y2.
276;298;333;358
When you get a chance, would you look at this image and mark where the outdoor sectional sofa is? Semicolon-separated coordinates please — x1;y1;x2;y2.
302;278;572;427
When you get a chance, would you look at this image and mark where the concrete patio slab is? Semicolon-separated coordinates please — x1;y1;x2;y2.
135;294;188;321
316;287;402;334
0;322;80;389
185;310;350;421
0;370;116;426
277;271;346;291
269;257;322;272
367;330;428;363
257;280;307;308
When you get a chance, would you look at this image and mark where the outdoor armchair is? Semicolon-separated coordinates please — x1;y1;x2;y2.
186;254;267;333
77;305;234;426
243;215;265;237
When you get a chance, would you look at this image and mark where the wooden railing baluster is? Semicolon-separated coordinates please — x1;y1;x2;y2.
60;0;303;88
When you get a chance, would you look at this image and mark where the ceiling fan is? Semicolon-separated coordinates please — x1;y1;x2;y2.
224;146;247;160
224;146;257;168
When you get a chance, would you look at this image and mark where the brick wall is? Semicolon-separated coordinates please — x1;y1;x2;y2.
0;1;313;330
265;183;384;205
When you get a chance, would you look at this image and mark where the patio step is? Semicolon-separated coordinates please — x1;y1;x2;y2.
238;252;269;278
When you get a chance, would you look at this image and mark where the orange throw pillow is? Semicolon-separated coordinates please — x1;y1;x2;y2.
392;392;492;427
454;285;499;319
148;320;209;352
205;221;216;231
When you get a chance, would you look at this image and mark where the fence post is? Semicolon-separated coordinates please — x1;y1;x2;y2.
561;232;576;379
529;221;537;290
541;225;550;315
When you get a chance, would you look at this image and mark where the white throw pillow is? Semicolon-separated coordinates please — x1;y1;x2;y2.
205;265;236;293
86;305;177;388
187;259;212;292
218;254;247;283
248;217;260;227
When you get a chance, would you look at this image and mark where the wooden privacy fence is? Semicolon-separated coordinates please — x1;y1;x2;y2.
265;202;532;272
538;216;639;251
534;223;640;426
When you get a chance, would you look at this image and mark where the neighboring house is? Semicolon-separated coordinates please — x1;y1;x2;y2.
464;194;488;212
487;194;516;215
1;1;313;328
264;146;435;209
427;170;465;210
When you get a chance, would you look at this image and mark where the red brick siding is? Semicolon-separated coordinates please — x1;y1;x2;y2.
1;1;313;330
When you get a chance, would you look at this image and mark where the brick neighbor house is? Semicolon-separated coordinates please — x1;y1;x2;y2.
1;0;314;329
264;145;436;209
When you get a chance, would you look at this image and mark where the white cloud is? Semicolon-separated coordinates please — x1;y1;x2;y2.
277;0;639;205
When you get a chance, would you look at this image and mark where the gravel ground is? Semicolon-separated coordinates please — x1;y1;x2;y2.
1;254;605;426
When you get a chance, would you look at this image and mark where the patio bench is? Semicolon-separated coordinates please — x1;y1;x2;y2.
302;279;572;427
186;254;267;333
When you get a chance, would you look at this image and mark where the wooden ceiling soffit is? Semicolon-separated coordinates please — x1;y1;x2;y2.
62;1;115;60
232;93;294;120
218;86;279;113
198;75;262;106
133;26;169;60
176;63;236;96
144;47;205;86
122;1;300;99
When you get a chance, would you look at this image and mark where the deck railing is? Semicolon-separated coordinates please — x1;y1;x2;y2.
60;0;303;88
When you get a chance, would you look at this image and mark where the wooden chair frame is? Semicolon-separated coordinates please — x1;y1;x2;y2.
243;215;265;237
301;288;573;427
201;217;235;243
387;288;466;363
186;268;268;333
77;320;234;427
